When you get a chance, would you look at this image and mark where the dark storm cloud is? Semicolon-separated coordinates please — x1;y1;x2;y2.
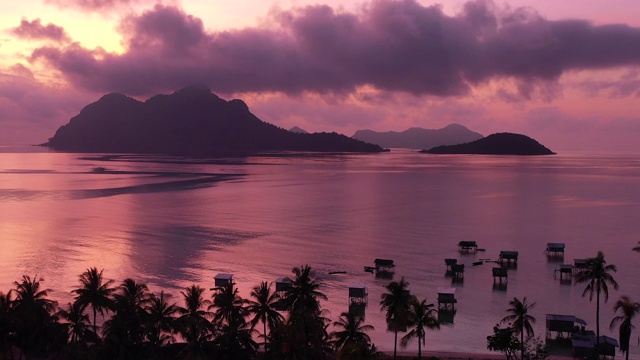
29;0;640;97
10;19;71;43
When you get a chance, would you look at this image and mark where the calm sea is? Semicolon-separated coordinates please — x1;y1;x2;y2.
1;146;639;357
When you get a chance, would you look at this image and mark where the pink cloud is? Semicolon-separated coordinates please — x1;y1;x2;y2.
26;1;640;99
10;19;71;43
0;67;93;144
44;0;146;11
577;72;640;98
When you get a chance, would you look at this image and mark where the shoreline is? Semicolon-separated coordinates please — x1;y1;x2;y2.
382;350;573;359
389;350;504;359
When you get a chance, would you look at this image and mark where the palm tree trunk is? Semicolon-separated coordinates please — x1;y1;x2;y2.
393;330;398;360
418;333;422;360
596;290;600;359
263;322;267;352
93;307;98;338
521;330;524;360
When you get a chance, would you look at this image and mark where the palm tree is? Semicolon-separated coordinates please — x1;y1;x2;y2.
176;285;213;360
380;277;412;360
72;267;115;337
279;265;330;360
209;282;256;359
330;311;374;356
0;291;14;359
400;297;439;360
610;295;640;360
144;291;179;347
283;265;327;315
102;278;150;354
12;275;57;314
214;319;258;360
574;251;619;358
57;301;95;345
500;297;536;360
246;281;284;352
11;275;60;357
210;282;247;328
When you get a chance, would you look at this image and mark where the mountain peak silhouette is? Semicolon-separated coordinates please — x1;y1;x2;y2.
44;86;384;156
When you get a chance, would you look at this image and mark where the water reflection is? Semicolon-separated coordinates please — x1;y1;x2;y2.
438;310;456;325
2;150;640;356
126;224;268;289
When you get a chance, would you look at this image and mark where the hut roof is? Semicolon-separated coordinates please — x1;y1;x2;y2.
214;273;233;280
458;241;477;247
437;287;456;295
546;242;565;249
546;314;587;325
374;258;395;267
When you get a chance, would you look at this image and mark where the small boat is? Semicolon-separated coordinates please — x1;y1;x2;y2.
477;248;486;252
364;266;376;273
472;261;484;266
329;271;346;275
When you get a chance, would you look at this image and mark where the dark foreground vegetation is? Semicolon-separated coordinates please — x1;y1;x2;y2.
0;249;637;360
0;264;437;360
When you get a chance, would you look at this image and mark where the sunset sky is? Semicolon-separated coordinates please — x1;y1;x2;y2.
2;0;640;151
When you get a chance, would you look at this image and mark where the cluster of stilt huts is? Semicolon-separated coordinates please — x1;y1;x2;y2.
442;241;619;359
212;240;619;359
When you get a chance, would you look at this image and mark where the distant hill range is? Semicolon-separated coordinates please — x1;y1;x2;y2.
288;126;308;134
43;85;384;156
352;124;483;149
421;133;555;155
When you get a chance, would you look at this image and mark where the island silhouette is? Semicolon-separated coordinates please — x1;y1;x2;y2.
421;133;555;155
352;123;483;149
43;85;385;156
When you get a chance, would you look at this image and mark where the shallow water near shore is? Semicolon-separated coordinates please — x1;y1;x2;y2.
1;147;640;358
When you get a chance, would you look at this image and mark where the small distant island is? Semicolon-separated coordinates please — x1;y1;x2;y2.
352;124;483;149
43;85;385;156
421;133;555;155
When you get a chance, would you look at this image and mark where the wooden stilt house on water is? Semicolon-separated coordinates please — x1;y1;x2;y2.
437;287;457;324
444;258;457;271
554;264;573;282
572;335;618;359
458;241;478;253
573;259;589;273
348;283;368;317
546;314;619;358
373;258;395;279
374;258;395;271
451;264;464;281
348;283;368;305
437;287;457;311
545;243;565;257
275;277;293;293
492;267;508;283
498;251;518;266
213;273;234;288
545;314;587;339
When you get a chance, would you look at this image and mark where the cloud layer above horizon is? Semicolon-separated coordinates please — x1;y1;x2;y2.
27;0;640;97
2;0;640;150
